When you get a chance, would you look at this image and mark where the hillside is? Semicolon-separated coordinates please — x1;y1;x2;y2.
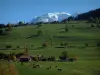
77;8;100;20
0;21;100;75
0;21;100;50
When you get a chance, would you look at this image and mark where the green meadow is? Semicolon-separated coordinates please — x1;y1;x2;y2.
0;21;100;75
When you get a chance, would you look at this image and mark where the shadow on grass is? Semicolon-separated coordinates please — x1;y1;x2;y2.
57;28;64;30
55;46;65;48
26;34;38;39
59;31;66;33
33;47;45;50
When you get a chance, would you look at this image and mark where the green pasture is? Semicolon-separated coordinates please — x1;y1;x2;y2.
0;21;100;75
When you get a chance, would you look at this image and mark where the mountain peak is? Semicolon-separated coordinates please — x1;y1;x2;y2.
30;12;73;23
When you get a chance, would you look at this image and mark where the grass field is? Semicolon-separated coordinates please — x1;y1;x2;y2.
0;21;100;75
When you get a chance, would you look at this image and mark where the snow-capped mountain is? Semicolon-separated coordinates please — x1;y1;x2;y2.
30;12;72;23
72;12;80;17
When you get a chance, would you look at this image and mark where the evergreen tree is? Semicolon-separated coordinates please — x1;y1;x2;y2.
65;24;68;32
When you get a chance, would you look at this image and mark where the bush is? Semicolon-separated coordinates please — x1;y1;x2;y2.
96;43;100;47
48;56;55;61
0;52;8;60
36;24;42;28
37;30;43;36
31;45;34;47
59;51;68;60
17;46;20;48
33;57;39;61
42;42;48;47
72;25;74;27
60;43;68;48
6;45;12;49
91;24;94;27
15;53;23;58
41;58;47;61
85;43;88;47
60;43;64;47
65;27;68;32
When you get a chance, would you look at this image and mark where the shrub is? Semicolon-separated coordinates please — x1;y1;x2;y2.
42;42;48;47
33;57;39;61
72;25;74;27
36;24;42;28
17;46;20;48
64;43;68;47
6;45;12;49
0;53;8;60
37;30;43;36
91;24;94;27
96;43;100;47
15;53;23;58
31;45;34;47
85;43;88;47
59;51;68;60
47;56;55;61
60;43;64;47
65;27;68;32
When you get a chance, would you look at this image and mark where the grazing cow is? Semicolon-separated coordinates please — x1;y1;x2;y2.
46;66;52;70
33;64;35;66
58;69;62;72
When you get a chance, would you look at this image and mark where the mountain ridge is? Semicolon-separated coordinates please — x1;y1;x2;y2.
30;12;77;23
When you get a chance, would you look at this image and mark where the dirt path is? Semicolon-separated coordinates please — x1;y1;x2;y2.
9;63;18;75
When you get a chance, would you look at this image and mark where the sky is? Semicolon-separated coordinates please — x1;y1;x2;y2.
0;0;100;24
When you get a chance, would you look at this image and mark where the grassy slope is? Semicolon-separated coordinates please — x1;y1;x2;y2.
0;21;100;75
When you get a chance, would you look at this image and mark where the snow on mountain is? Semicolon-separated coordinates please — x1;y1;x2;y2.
30;12;71;23
71;12;80;17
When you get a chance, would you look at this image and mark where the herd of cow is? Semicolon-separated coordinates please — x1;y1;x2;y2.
28;63;63;72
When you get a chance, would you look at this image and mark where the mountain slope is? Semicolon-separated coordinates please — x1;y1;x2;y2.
77;8;100;20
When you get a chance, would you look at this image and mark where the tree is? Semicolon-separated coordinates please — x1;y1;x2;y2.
95;17;100;27
0;29;5;35
36;23;42;28
51;21;59;24
16;46;20;48
0;24;7;35
64;43;68;48
18;21;24;26
36;22;43;25
6;45;12;49
65;24;68;32
91;24;94;27
67;16;75;21
42;42;48;47
59;51;68;60
50;36;53;46
88;17;94;23
37;30;43;36
12;52;16;61
0;24;5;28
77;8;100;20
61;19;68;23
6;23;12;31
61;51;68;58
60;43;64;47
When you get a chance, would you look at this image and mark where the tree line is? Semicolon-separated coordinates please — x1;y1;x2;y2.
77;8;100;20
